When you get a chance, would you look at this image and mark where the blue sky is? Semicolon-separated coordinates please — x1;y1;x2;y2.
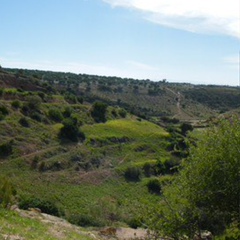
0;0;239;85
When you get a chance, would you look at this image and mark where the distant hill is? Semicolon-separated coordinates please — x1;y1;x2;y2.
3;67;240;123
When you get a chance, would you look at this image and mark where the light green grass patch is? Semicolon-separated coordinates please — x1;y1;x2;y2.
83;119;169;141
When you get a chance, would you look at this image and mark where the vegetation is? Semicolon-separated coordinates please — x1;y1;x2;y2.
148;116;240;239
1;67;240;239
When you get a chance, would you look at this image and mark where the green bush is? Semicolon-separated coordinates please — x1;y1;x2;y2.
11;100;21;109
127;218;142;229
0;105;9;116
62;106;73;118
19;197;61;217
118;108;127;118
19;117;30;127
59;117;85;142
48;108;63;122
30;112;43;122
68;214;104;227
0;88;3;97
124;166;141;182
26;95;42;111
0;140;13;157
146;178;162;195
90;102;108;123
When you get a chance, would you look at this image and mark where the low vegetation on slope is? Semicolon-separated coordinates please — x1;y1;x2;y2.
2;68;240;239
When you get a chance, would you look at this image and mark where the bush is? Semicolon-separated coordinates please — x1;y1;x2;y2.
0;105;9;116
11;100;21;109
62;106;73;118
0;140;13;157
0;88;3;97
118;109;127;118
30;112;43;122
19;117;30;127
146;178;162;195
48;108;63;122
124;166;141;182
90;102;108;123
68;214;103;227
127;218;142;229
59;117;85;142
26;95;42;111
19;197;60;217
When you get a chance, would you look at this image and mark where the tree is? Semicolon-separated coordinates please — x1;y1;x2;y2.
152;116;240;238
59;117;85;142
90;102;108;123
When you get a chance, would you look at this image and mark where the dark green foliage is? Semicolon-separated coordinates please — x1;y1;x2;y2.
59;117;85;142
111;109;118;118
153;117;240;238
124;166;141;182
19;117;30;127
26;95;42;111
0;177;16;208
62;106;73;118
127;218;142;229
180;122;193;136
19;197;60;216
68;214;104;227
0;140;13;157
30;112;43;122
0;88;3;97
64;93;77;104
0;104;9;116
11;100;21;109
48;107;63;122
91;102;108;123
146;178;161;195
118;108;127;118
143;162;155;177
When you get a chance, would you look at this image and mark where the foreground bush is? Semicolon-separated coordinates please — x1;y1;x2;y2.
19;197;61;217
150;116;240;238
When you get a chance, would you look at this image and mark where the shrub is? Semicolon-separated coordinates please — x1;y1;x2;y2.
68;214;103;227
62;106;73;118
0;105;9;116
143;162;155;177
19;117;30;127
118;108;127;118
19;197;60;216
48;108;63;122
0;88;3;97
59;117;85;142
146;178;162;195
26;95;42;111
90;102;108;123
11;100;21;109
0;140;13;157
127;218;142;229
30;112;43;122
124;166;141;182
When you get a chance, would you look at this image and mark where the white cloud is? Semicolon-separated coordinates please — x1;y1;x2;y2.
103;0;240;38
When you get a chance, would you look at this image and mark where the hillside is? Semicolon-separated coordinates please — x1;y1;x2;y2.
3;68;240;123
1;67;240;239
